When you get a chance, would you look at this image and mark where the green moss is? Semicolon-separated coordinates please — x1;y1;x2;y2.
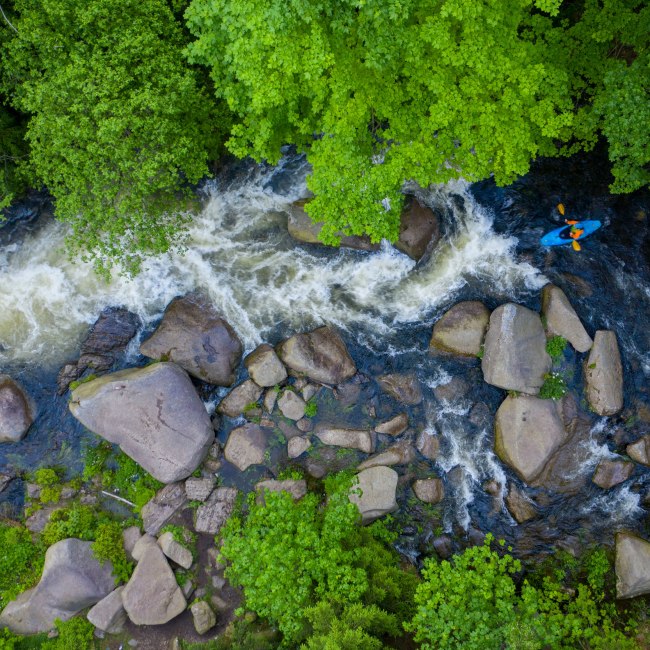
91;521;134;584
477;344;485;359
304;398;318;418
32;468;63;504
68;374;97;392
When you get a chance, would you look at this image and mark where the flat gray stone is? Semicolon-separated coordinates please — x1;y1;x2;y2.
413;478;444;504
357;441;414;470
194;487;238;535
277;390;306;420
349;466;398;524
122;527;142;563
584;330;623;416
122;544;186;625
131;534;157;562
87;587;127;634
592;459;634;489
315;425;375;454
158;532;193;570
375;413;408;436
69;364;214;483
224;423;268;471
244;344;287;387
616;532;650;599
184;477;215;502
141;483;187;536
541;284;592;353
627;435;650;466
429;301;490;357
482;303;551;394
288;436;311;458
217;380;263;418
191;600;216;635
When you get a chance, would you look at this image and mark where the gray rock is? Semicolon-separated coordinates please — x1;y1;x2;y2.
141;483;187;536
255;479;307;502
541;284;592;352
494;395;568;483
132;534;157;562
244;344;287;387
315;425;375;453
191;600;216;635
140;293;242;386
158;532;193;570
276;326;356;385
376;373;422;405
69;364;214;483
287;200;379;252
25;506;56;534
482;303;551;394
413;478;444;504
122;544;186;625
429;301;490;357
224;423;269;471
416;431;440;460
584;331;623;416
87;587;127;634
0;539;116;634
627;436;650;466
505;484;537;523
277;391;306;420
592;459;634;489
122;527;142;562
184;477;215;502
357;441;415;470
0;472;12;493
194;487;238;535
615;532;650;599
0;375;34;443
263;389;278;414
217;380;263;418
349;466;398;524
296;418;313;432
375;413;408;436
302;384;319;402
288;436;311;458
395;198;441;261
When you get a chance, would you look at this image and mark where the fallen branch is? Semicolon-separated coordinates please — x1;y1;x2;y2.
100;490;136;508
0;3;18;33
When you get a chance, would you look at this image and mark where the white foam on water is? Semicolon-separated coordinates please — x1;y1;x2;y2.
581;485;643;524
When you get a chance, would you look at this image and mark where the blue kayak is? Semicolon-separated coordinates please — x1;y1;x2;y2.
540;220;602;247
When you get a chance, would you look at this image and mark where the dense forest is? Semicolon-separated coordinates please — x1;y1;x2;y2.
1;0;648;273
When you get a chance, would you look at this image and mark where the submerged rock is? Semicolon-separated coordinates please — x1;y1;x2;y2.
429;301;490;357
482;303;551;394
376;373;422;405
244;344;287;387
541;284;592;353
69;364;214;483
0;539;116;634
416;431;440;460
122;544;187;625
395;198;441;261
349;466;398;524
494;395;568;483
140;293;242;386
276;326;356;385
0;375;34;443
584;330;623;416
615;532;650;599
505;484;537;523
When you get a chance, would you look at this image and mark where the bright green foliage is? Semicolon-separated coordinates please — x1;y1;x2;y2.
40;617;96;650
407;538;638;650
0;523;44;608
1;0;224;275
91;521;134;584
406;535;521;649
219;472;417;646
304;399;318;418
0;105;30;212
539;371;568;399
546;336;567;360
186;0;648;245
40;503;99;547
32;468;63;504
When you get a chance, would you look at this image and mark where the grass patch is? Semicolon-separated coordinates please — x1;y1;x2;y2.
539;372;568;400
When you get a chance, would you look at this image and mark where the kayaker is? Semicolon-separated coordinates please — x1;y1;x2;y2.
557;204;583;250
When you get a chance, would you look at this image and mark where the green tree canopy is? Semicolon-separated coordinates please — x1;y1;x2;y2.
1;0;225;274
186;0;649;245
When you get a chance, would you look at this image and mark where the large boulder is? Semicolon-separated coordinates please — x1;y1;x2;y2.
349;466;398;524
615;532;650;599
413;478;444;504
0;375;34;443
541;285;592;353
494;395;568;483
584;330;623;416
276;326;356;385
0;539;116;634
376;373;422;405
287;200;380;252
69;364;214;483
244;344;287;387
482;303;551;394
87;587;127;634
224;424;269;471
140;293;242;386
429;301;490;357
395;198;441;261
315;425;375;453
592;459;634;489
121;544;186;625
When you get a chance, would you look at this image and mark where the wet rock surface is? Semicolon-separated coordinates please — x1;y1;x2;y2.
592;459;635;489
395;198;441;261
429;301;490;357
376;373;422;405
140;293;242;386
244;344;287;387
69;363;214;483
0;375;34;443
413;478;444;504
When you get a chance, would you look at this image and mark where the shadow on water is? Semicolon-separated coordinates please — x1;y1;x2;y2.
0;148;648;561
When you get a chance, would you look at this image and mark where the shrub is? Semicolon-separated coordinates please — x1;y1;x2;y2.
546;336;568;359
32;468;62;504
304;399;318;418
40;617;96;650
0;523;44;608
539;372;568;400
91;522;133;584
